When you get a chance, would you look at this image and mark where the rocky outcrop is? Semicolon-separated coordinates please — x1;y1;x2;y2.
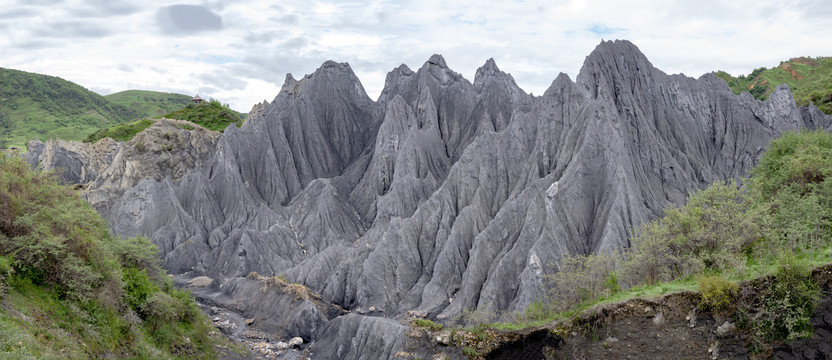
189;274;347;343
26;118;221;215
27;40;832;359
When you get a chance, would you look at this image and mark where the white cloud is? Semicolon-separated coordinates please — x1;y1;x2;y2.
0;0;830;112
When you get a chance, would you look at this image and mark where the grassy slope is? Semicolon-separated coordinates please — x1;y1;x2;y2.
0;68;140;148
0;68;194;149
83;100;245;143
0;154;238;359
105;90;191;119
83;119;156;143
161;100;245;133
715;57;832;114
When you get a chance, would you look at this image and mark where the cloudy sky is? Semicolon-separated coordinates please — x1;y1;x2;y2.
1;0;830;112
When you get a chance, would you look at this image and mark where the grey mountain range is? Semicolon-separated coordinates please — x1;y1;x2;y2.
27;40;832;359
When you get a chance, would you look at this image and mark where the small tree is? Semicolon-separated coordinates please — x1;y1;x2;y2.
547;252;618;311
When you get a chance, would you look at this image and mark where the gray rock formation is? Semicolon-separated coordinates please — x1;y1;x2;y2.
27;118;221;215
27;40;832;359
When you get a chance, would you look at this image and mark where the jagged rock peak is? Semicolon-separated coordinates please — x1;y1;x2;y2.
474;57;503;82
579;39;654;75
280;73;298;94
587;39;648;60
577;39;656;99
319;59;353;71
393;63;414;76
543;72;574;97
482;57;499;72
426;54;447;68
279;60;369;100
247;99;270;120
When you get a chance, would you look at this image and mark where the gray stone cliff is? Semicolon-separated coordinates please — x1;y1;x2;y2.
26;40;832;359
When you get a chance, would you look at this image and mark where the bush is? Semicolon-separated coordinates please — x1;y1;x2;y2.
457;302;500;327
622;180;764;286
698;275;738;312
111;236;165;284
122;267;158;310
0;154;121;302
162;99;243;132
83;119;154;143
547;253;618;311
0;154;218;358
751;130;832;200
750;130;832;253
141;292;179;328
756;255;820;341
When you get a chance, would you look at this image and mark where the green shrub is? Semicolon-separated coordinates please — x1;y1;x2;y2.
122;267;158;310
548;253;618;310
622;180;764;286
141;292;178;327
756;255;820;341
750;130;832;254
621;221;673;285
751;130;832;200
698;275;738;312
111;236;164;285
0;154;120;302
0;153;220;358
0;255;12;297
411;318;443;331
603;271;621;295
457;302;500;327
520;300;556;323
462;346;480;357
83;119;154;143
162;99;244;132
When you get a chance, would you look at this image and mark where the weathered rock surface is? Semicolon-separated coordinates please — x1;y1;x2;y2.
189;274;347;342
27;40;832;359
26;118;221;215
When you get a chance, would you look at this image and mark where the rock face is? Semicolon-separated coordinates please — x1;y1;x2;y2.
26;118;221;215
26;40;832;359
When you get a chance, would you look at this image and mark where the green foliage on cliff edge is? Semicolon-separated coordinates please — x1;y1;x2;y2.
83;119;155;143
715;56;832;114
518;130;831;346
0;154;222;359
161;99;245;133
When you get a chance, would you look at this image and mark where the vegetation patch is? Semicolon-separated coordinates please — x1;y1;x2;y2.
0;67;143;148
247;272;320;302
161;99;245;132
698;275;738;313
105;90;191;119
0;154;225;359
83;119;154;143
481;130;832;355
411;318;443;331
753;255;820;343
716;57;832;114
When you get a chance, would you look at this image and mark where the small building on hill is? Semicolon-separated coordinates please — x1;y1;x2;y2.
192;94;203;104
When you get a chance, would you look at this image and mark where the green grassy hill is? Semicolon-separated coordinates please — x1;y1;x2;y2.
716;57;832;114
105;90;192;119
0;68;141;149
0;68;195;149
